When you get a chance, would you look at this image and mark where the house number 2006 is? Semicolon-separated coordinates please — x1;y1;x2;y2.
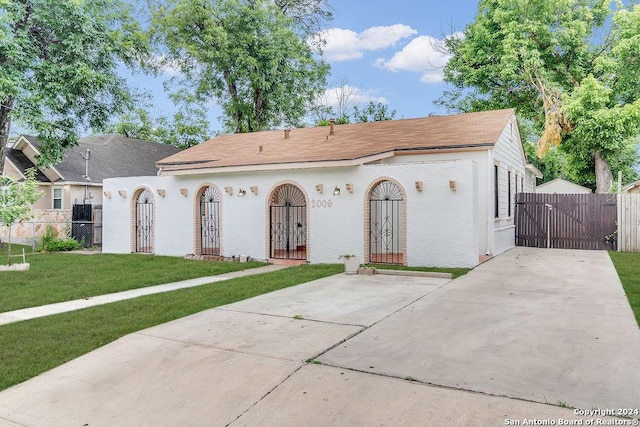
311;199;333;208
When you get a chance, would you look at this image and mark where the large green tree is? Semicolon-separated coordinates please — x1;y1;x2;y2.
0;0;149;170
150;0;330;133
107;92;211;149
440;0;640;192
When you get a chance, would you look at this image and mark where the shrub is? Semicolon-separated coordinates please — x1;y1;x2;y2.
38;226;82;252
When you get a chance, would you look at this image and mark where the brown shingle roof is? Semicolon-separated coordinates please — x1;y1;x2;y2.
158;109;515;173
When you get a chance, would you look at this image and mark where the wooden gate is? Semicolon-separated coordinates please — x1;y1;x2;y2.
618;193;640;252
515;193;617;250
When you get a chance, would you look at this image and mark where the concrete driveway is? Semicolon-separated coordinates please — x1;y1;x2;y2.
0;248;638;426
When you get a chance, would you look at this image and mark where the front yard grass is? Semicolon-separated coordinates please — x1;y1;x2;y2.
0;263;343;391
0;252;267;312
366;264;470;278
609;252;640;327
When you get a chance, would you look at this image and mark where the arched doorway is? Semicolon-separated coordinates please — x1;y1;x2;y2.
269;184;307;260
134;188;154;253
369;180;404;264
198;186;221;255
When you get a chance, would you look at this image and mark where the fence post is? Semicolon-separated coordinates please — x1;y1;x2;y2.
618;171;622;252
545;203;553;249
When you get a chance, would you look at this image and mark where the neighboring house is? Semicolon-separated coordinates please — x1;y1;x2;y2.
2;134;180;244
103;109;542;268
623;180;640;194
535;178;592;194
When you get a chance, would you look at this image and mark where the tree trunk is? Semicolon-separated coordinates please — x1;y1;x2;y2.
593;151;613;194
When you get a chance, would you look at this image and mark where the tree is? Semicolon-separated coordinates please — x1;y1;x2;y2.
310;78;358;124
439;0;640;192
0;0;149;170
0;169;43;265
107;93;211;149
150;0;330;134
352;101;396;123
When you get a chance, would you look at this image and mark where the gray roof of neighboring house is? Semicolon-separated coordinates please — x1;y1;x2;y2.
5;148;50;181
7;134;181;184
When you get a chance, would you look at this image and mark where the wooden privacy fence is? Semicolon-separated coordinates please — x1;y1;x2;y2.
515;193;617;250
618;193;640;252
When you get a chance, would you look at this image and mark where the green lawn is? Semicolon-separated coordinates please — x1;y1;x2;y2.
0;263;343;391
366;264;470;278
609;252;640;327
0;251;267;312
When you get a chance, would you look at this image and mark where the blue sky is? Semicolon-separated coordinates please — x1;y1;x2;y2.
132;0;479;133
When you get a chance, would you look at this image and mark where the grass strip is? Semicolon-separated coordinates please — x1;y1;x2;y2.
609;252;640;327
0;264;342;391
365;264;470;278
0;252;267;312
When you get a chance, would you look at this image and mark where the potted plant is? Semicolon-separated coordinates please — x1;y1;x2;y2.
339;254;360;274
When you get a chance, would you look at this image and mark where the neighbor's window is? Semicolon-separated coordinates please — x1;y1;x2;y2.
53;187;63;209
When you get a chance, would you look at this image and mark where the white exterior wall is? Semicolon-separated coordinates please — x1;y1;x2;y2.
492;118;527;256
387;151;489;256
103;160;480;268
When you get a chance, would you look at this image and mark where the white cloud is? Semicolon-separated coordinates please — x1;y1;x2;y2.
359;24;417;50
320;85;387;108
154;55;183;77
317;24;417;62
375;33;462;84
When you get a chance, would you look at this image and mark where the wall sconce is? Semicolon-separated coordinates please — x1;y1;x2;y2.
345;183;353;193
118;190;127;198
449;180;457;191
180;188;188;197
225;186;233;196
157;189;166;198
238;188;246;197
333;186;341;196
250;186;258;195
315;184;323;194
415;181;423;192
103;191;112;199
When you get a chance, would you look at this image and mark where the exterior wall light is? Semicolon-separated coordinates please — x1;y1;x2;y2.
180;188;188;197
449;180;457;191
345;183;353;193
157;189;166;197
250;186;258;195
225;186;233;195
333;186;341;196
238;189;246;197
415;181;423;192
103;191;112;199
118;190;127;198
315;184;323;194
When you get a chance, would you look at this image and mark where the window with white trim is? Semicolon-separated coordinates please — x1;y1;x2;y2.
53;187;63;209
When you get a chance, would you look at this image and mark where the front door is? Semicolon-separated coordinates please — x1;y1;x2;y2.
199;186;221;255
369;180;404;264
269;184;307;260
135;189;153;253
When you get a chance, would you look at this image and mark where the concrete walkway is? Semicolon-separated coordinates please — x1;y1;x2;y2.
0;248;638;426
0;264;286;325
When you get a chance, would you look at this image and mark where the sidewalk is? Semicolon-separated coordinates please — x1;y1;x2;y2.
0;264;287;326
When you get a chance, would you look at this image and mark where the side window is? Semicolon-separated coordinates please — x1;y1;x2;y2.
507;171;512;217
53;187;63;209
494;165;499;219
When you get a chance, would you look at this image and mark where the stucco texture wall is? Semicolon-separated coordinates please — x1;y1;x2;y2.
103;160;481;268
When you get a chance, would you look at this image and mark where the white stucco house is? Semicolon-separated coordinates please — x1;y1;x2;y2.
535;178;592;194
102;109;541;268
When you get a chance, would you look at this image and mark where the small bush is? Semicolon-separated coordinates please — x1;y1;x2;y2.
38;226;82;252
